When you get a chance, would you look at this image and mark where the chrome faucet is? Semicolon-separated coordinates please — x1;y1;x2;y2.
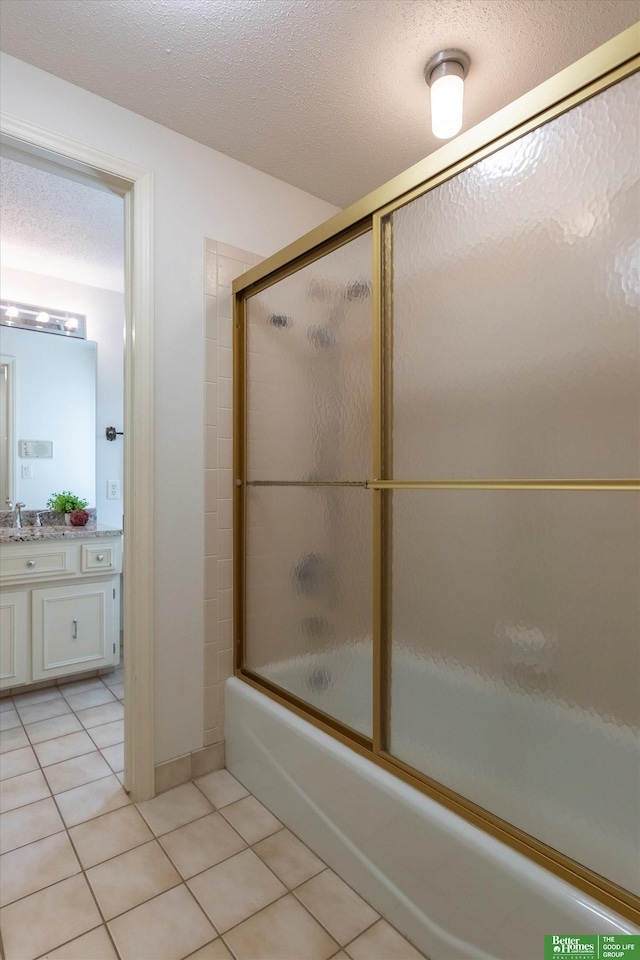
13;502;25;528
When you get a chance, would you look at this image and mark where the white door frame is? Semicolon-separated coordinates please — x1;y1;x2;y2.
0;112;156;800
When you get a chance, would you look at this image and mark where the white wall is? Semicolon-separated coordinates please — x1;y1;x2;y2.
1;266;125;528
0;52;339;763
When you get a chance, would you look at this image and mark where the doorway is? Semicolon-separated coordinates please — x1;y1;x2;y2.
0;117;155;801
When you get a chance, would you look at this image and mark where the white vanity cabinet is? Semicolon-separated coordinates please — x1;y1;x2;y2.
0;535;121;690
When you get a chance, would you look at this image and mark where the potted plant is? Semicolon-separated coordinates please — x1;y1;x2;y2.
46;491;90;526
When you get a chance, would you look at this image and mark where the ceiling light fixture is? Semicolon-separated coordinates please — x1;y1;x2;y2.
0;299;86;339
424;49;470;140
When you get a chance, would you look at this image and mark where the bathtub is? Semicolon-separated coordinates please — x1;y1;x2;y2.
226;666;639;959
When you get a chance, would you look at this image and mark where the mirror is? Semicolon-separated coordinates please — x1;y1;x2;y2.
0;325;97;511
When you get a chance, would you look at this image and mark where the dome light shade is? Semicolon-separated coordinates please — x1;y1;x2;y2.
425;50;470;140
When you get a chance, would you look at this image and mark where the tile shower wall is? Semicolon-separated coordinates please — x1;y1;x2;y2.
204;240;262;748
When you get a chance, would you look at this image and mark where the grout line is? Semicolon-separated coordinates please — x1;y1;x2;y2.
1;692;427;960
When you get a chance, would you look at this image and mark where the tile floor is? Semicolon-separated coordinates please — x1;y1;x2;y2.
0;674;428;960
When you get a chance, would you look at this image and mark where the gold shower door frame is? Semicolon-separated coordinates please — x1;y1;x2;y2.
233;25;640;924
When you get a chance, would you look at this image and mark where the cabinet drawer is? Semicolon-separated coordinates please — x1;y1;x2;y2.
81;543;119;573
0;545;78;582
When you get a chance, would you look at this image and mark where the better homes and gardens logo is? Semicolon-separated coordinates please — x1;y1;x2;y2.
544;936;639;959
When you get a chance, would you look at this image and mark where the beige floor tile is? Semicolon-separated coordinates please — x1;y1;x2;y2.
188;848;285;933
0;696;14;711
10;687;62;708
345;919;426;960
219;795;282;845
137;782;214;836
76;700;124;729
0;768;50;813
0;873;101;960
58;677;105;696
295;869;379;946
25;713;82;744
16;698;71;726
38;925;118;959
224;893;339;960
186;940;234;959
56;774;130;827
34;730;96;767
159;811;246;879
109;682;125;700
0;797;64;854
330;954;350;959
101;741;125;773
89;719;124;749
0;709;21;731
108;884;217;960
86;839;181;920
195;768;249;808
0;831;80;906
0;745;38;781
43;751;112;794
69;804;153;869
102;669;124;689
0;725;29;753
254;828;325;889
64;687;116;713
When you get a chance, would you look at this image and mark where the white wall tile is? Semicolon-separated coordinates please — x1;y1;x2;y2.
217;257;246;288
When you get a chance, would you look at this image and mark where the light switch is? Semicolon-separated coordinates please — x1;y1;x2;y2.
21;464;33;479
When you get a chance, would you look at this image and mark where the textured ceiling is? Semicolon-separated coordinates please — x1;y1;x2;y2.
0;0;638;207
0;156;125;292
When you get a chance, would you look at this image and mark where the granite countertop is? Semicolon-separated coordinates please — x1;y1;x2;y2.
0;524;122;543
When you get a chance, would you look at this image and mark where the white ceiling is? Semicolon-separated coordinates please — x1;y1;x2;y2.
0;156;125;292
0;0;638;207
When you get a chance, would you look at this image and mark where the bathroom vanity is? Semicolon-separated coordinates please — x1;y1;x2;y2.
0;525;122;690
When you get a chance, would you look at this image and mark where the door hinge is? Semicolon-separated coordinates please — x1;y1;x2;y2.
113;643;116;654
113;588;116;599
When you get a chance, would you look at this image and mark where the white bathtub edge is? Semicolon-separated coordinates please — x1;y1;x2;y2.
225;677;639;959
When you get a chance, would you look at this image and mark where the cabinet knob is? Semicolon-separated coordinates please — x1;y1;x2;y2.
96;554;105;562
27;560;36;567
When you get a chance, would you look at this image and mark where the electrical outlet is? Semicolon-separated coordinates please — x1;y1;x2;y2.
21;464;33;480
107;480;121;500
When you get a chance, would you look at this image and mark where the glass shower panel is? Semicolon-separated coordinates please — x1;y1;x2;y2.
245;484;372;736
246;231;372;482
388;489;640;893
390;72;640;480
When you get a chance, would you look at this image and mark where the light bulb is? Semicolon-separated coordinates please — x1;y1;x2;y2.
65;318;79;331
5;306;19;319
424;51;469;141
36;312;50;324
430;70;464;139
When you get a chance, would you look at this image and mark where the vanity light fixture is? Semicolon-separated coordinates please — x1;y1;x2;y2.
0;300;86;339
424;49;470;140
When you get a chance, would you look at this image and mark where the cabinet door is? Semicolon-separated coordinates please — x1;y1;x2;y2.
0;592;28;689
32;580;117;681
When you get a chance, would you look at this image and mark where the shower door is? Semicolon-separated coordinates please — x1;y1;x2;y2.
381;70;640;897
234;28;640;924
241;231;374;738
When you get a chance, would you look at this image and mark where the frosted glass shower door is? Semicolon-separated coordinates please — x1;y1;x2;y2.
387;71;640;893
243;231;373;737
